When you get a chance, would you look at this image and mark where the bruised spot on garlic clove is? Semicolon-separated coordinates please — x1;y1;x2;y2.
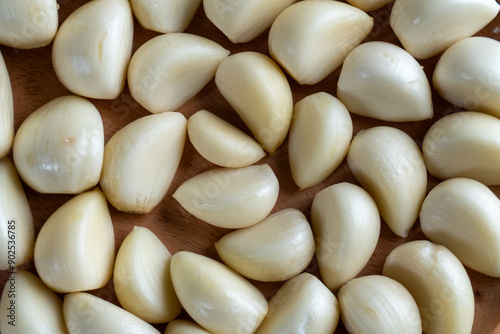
0;51;13;159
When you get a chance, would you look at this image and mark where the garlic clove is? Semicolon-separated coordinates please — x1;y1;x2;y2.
347;126;427;238
172;164;279;229
170;251;268;334
215;208;315;282
165;320;211;334
269;1;373;85
215;51;293;153
100;112;186;214
390;0;500;59
52;0;133;99
128;33;229;114
311;182;380;291
187;110;265;168
288;92;353;189
34;188;115;293
0;51;13;158
383;240;475;334
337;41;433;122
346;0;394;12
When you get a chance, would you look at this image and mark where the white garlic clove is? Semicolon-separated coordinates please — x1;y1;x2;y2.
0;51;13;158
383;240;475;334
170;251;268;334
311;182;380;291
172;164;279;229
346;0;394;12
215;208;315;282
13;95;104;194
215;51;293;153
164;320;211;334
347;126;427;238
52;0;133;99
269;1;373;85
187;110;266;168
34;188;115;293
288;92;353;189
337;41;433;122
100;112;186;214
390;0;500;59
128;33;229;114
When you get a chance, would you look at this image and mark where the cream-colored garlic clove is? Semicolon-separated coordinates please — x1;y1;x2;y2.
0;158;35;270
0;270;68;334
346;0;394;12
130;0;201;33
128;33;229;114
337;41;433;122
0;0;58;49
187;110;265;168
0;51;13;158
269;1;373;85
433;37;500;118
311;182;380;291
172;164;279;229
165;320;211;334
339;275;422;334
255;273;339;334
13;95;104;194
390;0;499;59
34;188;115;293
52;0;133;99
347;126;427;238
288;92;353;189
203;0;294;43
63;292;160;334
170;251;268;334
215;208;315;282
100;112;186;214
383;240;475;334
423;111;500;185
215;51;293;153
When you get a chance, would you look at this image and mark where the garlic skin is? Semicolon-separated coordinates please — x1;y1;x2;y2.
34;188;115;293
311;182;380;291
390;0;500;59
383;240;475;334
269;1;374;85
128;33;229;114
52;0;133;99
0;51;13;158
173;164;279;229
215;51;293;153
187;110;265;168
100;112;186;214
13;95;104;194
346;0;394;12
215;208;315;282
164;320;211;334
337;41;433;122
0;270;68;334
347;126;427;238
170;251;268;334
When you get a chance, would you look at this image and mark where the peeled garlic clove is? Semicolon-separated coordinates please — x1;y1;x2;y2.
255;273;339;334
215;51;293;153
100;112;186;214
339;275;422;334
0;51;13;158
390;0;499;59
13;95;104;194
347;126;427;237
269;1;373;85
63;292;160;334
311;182;380;291
173;164;279;229
170;251;268;334
0;270;68;334
215;208;315;282
337;41;433;122
34;188;115;293
165;320;211;334
383;240;475;334
187;110;265;168
288;92;352;189
52;0;133;99
346;0;394;12
128;33;229;114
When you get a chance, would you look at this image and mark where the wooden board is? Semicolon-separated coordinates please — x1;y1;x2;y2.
1;1;500;333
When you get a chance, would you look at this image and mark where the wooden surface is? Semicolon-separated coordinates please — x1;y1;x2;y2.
2;1;500;333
